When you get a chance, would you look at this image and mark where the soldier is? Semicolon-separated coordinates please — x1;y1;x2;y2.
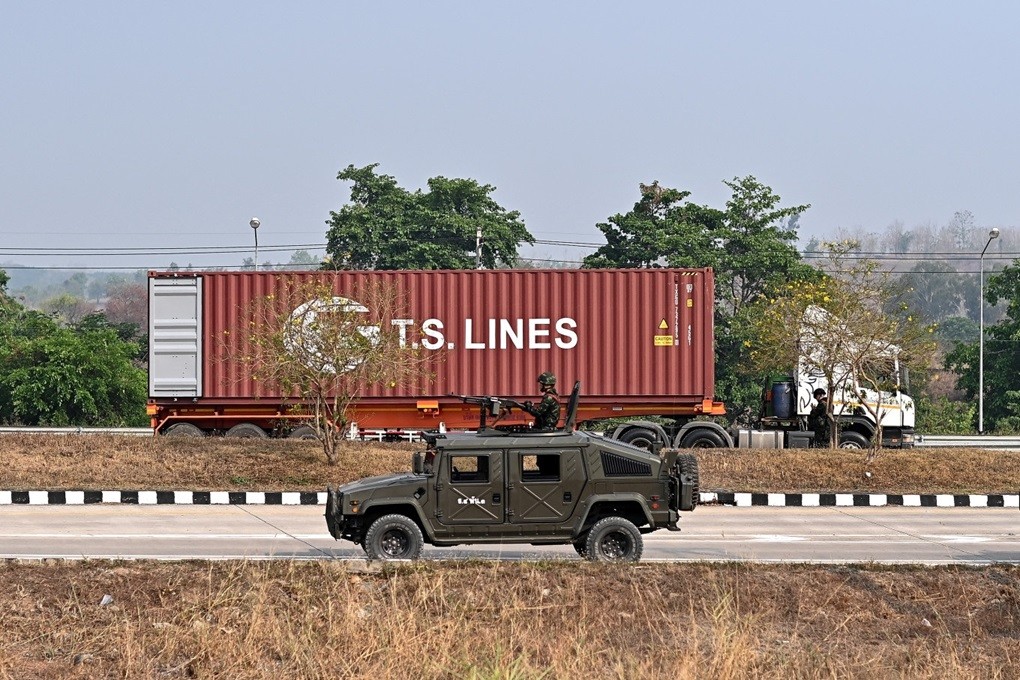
809;388;831;447
522;372;561;430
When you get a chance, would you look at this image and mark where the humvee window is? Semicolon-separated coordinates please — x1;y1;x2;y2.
521;454;560;482
450;454;489;483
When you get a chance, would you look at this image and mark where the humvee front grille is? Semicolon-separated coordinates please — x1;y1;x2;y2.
601;452;652;477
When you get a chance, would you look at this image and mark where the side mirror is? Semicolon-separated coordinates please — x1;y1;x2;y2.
412;452;424;475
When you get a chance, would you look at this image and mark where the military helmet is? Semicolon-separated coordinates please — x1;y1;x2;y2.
537;372;557;387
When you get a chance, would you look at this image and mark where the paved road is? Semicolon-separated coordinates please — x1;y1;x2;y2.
1;505;1017;564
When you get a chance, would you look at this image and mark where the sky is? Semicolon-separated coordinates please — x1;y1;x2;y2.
1;1;1018;270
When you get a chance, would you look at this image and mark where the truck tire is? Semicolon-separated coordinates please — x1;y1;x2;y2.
680;429;724;449
164;422;205;438
618;427;658;452
676;453;699;510
225;423;267;439
584;517;643;562
839;431;870;449
288;425;318;440
363;514;424;561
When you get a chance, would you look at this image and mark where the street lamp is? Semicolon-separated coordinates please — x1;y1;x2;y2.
250;217;261;272
978;227;1000;434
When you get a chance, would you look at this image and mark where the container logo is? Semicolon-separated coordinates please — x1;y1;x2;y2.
285;297;379;373
287;297;580;371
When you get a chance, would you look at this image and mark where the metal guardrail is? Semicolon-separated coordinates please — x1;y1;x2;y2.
916;435;1020;451
0;427;153;437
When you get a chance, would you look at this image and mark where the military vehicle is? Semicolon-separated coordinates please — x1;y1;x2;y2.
325;382;699;562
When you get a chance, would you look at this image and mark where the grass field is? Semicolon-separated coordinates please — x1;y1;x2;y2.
1;561;1017;679
0;434;1018;494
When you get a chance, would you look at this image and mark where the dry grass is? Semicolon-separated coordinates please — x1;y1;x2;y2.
0;561;1016;679
1;434;1018;494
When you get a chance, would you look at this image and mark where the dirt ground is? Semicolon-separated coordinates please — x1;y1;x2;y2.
0;561;1017;679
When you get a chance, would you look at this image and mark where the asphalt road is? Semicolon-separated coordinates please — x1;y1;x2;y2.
1;505;1017;565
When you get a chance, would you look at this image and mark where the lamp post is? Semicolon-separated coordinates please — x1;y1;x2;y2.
978;227;1000;434
250;217;261;272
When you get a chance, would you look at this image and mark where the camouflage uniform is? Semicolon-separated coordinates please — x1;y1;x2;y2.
524;372;561;430
525;390;561;430
809;390;830;446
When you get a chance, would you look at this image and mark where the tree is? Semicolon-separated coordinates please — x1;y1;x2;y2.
232;278;435;464
0;304;147;427
582;177;816;421
889;261;964;323
748;241;937;451
325;164;534;270
288;250;320;270
41;293;96;325
945;261;1020;432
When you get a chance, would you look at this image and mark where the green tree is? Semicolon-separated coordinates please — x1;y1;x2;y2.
0;305;147;427
325;164;534;270
582;177;815;421
945;261;1020;431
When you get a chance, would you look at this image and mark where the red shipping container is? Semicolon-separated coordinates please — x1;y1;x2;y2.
148;269;721;433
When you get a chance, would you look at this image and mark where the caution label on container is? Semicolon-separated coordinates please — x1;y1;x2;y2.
654;335;674;346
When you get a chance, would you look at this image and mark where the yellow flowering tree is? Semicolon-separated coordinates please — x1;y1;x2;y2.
232;278;434;464
749;241;936;451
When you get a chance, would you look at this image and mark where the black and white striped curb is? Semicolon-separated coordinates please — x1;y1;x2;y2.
0;491;325;505
703;492;1019;507
1;490;1018;507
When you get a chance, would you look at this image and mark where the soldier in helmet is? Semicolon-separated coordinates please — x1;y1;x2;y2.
522;372;561;430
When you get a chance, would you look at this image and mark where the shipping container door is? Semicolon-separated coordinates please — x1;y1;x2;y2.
148;276;203;397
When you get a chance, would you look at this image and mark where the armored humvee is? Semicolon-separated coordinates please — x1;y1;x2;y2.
325;382;699;562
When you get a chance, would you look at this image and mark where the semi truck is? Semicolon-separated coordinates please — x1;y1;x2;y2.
146;268;915;448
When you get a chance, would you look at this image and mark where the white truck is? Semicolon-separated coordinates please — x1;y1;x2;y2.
609;306;916;450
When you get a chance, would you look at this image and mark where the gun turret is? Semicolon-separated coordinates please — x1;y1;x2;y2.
450;393;525;430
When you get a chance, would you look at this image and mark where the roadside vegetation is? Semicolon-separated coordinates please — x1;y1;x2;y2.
1;560;1017;678
1;435;1018;494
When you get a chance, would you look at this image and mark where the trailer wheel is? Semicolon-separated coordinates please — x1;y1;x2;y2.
288;425;318;440
164;422;205;438
225;423;267;439
618;427;659;452
584;517;643;562
839;431;870;449
680;429;724;449
363;514;424;561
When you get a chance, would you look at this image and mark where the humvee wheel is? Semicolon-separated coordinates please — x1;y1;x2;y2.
584;517;643;562
364;514;424;560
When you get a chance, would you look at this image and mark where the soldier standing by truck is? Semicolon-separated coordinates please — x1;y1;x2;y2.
809;388;831;446
522;372;561;430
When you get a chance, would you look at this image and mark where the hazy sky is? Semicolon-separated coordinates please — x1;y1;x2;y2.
1;1;1017;269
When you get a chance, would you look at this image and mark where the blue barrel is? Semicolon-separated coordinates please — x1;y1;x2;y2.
771;381;794;419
